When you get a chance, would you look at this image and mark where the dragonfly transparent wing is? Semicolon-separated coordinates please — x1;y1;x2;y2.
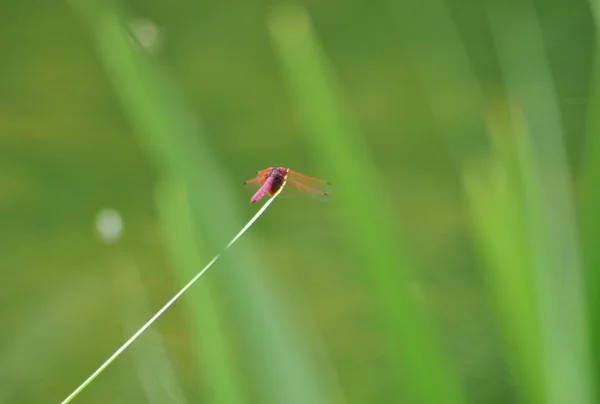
278;179;331;202
243;177;262;191
243;168;271;191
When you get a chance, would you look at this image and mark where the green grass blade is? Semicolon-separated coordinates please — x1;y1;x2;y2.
269;6;465;404
583;0;600;385
386;0;485;161
485;3;595;404
66;2;337;403
463;108;545;404
155;178;246;404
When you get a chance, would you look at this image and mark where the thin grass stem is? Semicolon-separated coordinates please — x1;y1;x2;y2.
60;184;285;404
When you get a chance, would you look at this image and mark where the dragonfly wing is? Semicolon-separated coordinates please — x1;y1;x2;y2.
287;170;332;195
279;179;329;202
243;177;262;191
245;168;272;187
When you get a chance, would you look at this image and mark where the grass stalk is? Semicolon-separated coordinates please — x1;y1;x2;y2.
60;189;283;404
268;5;465;404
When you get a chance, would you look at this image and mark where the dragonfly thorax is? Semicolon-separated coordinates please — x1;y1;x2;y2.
267;167;289;195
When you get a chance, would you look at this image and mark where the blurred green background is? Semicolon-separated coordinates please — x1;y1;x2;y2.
1;0;597;403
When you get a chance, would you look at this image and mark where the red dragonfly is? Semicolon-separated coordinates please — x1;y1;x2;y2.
244;167;332;204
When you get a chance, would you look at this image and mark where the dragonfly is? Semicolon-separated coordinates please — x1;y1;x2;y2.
243;167;332;204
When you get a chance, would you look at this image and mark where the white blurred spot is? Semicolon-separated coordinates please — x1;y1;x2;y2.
95;208;123;244
129;17;164;54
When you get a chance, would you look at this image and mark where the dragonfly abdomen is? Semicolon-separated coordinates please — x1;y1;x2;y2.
250;176;274;203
